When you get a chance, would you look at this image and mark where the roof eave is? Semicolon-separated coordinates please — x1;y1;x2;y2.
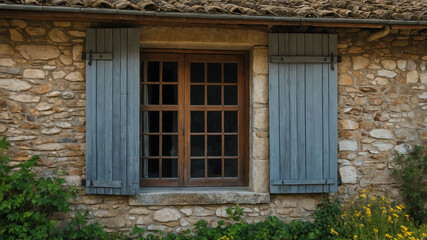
0;4;426;29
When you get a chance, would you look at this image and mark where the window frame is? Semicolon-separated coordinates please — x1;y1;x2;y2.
140;49;249;187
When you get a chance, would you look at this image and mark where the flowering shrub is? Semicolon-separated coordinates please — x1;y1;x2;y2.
336;189;427;240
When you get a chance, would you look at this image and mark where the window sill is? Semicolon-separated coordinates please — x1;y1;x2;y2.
129;187;270;206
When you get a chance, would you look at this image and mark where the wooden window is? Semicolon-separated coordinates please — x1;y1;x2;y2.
140;50;248;187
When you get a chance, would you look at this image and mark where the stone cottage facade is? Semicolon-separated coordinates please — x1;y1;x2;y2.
0;0;426;233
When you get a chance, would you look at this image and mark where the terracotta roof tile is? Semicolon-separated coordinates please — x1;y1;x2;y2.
0;0;426;21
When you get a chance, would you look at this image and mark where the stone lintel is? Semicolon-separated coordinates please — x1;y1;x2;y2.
129;188;270;206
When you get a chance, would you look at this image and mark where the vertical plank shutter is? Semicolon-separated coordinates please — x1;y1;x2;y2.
86;28;140;195
269;33;338;194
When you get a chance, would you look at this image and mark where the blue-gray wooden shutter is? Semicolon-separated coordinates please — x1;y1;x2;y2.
85;28;140;195
269;33;338;194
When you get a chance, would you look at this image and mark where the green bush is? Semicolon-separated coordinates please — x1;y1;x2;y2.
0;136;77;239
56;211;109;240
394;145;427;225
0;136;108;240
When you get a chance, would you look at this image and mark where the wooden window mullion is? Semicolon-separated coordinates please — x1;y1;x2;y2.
141;51;247;187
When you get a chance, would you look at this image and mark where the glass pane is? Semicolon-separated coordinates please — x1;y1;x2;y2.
191;135;205;156
224;135;238;156
207;135;221;156
191;85;204;105
162;85;178;105
191;159;205;178
207;63;221;83
207;159;222;178
143;159;146;178
162;159;178;178
207;85;221;105
207;111;221;133
140;61;145;82
147;61;160;82
163;62;178;82
224;85;237;105
191;62;204;83
224;63;238;83
224;159;238;177
162;111;177;133
143;111;159;133
191;111;204;133
162;135;178;156
224;111;237;133
143;135;159;156
147;159;159;178
143;84;159;105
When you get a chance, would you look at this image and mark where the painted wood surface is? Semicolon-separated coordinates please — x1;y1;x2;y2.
269;33;338;194
86;28;140;195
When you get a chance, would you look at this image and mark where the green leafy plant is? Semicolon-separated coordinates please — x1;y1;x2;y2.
394;145;427;225
57;211;109;240
0;136;77;239
0;136;109;240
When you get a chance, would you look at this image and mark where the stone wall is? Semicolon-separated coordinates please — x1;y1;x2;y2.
0;18;426;233
335;28;426;201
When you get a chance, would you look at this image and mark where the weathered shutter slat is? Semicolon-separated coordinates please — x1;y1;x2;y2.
119;29;129;195
278;33;289;194
268;34;281;194
95;29;105;195
104;29;113;195
289;34;299;194
86;29;97;195
86;28;140;195
112;29;121;196
269;33;338;194
305;34;314;194
312;34;324;193
328;34;338;193
127;28;140;195
295;33;306;194
321;34;330;193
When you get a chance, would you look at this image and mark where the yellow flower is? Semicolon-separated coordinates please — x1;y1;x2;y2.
405;214;409;219
400;226;408;232
373;229;378;233
383;210;388;214
330;228;339;236
360;224;364;227
360;193;366;199
388;216;392;222
397;233;404;239
396;205;402;210
385;234;393;239
393;213;399;218
354;235;358;240
366;208;372;217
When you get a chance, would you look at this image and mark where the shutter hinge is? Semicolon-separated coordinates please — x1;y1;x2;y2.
82;51;113;66
270;53;342;70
